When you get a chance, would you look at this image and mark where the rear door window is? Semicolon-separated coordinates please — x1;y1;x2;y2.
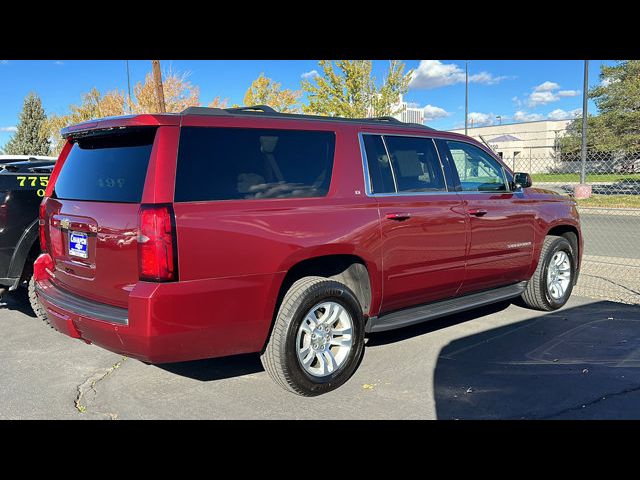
383;136;447;193
175;127;336;202
53;128;156;203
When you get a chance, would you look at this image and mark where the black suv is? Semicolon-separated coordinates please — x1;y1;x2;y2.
0;156;56;315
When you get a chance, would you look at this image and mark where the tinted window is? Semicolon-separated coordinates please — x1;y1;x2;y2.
383;136;446;192
175;127;335;202
53;129;156;203
444;140;507;192
362;134;395;194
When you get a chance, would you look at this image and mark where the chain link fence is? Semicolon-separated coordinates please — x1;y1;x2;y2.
505;150;640;304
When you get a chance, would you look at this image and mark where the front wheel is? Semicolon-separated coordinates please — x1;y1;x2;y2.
261;276;365;396
521;235;575;311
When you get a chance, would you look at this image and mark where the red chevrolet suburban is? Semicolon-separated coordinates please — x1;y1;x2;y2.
34;105;582;396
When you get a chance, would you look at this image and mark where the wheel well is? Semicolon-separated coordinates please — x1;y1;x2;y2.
547;225;580;282
20;240;41;282
277;255;372;316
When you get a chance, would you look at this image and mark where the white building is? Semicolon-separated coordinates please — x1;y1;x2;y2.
366;94;425;124
393;95;424;124
449;119;572;159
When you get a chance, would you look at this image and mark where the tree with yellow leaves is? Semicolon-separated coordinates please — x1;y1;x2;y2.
129;70;199;114
243;73;301;113
43;70;201;154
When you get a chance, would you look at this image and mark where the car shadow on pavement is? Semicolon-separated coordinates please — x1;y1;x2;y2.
156;354;264;382
1;287;36;318
431;300;640;420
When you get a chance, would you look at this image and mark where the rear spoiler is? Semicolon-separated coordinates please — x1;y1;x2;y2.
61;113;180;139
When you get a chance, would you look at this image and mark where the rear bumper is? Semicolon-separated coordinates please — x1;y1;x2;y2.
35;271;283;364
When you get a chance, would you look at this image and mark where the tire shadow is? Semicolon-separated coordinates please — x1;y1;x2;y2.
1;286;37;318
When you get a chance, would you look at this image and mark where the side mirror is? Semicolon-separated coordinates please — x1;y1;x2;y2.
512;172;532;189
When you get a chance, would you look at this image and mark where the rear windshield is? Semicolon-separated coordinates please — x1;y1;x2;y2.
52;128;156;203
175;127;336;202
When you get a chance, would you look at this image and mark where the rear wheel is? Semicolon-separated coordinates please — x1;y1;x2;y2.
28;275;50;326
261;276;365;396
521;235;575;311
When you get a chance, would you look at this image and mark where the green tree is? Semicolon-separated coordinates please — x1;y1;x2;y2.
559;60;640;154
243;73;301;113
4;92;51;155
301;60;413;118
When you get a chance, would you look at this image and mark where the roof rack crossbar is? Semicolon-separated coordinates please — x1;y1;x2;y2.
370;116;402;123
225;105;277;114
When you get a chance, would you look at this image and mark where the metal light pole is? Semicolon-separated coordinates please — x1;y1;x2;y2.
575;59;592;199
496;115;502;125
152;60;166;113
580;60;589;184
465;61;469;135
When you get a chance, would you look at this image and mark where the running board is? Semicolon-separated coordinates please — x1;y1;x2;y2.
365;281;528;333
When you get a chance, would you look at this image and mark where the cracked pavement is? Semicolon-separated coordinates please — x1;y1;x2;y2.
1;288;640;419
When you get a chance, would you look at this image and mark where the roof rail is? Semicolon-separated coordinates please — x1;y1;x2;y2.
181;105;277;116
179;106;435;130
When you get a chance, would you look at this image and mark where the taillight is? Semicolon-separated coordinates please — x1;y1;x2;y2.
137;204;178;282
39;199;47;253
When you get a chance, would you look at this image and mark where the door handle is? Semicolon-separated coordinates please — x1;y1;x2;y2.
385;212;411;221
467;208;488;217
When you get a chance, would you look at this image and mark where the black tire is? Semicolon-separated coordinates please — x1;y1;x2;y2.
261;276;365;396
521;235;575;311
28;275;51;326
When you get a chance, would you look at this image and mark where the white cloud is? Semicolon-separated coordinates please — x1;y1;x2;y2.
0;126;17;132
301;69;319;80
547;108;582;120
528;91;558;106
527;81;580;106
409;60;511;89
54;60;64;66
422;104;449;121
513;111;544;122
533;81;559;92
0;60;8;65
468;112;496;127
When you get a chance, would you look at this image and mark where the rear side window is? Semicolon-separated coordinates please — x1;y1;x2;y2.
53;129;156;203
175;127;336;202
383;136;446;193
362;134;395;194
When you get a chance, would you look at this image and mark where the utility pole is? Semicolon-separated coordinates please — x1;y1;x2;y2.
465;61;469;135
151;60;166;113
126;60;132;113
496;115;502;125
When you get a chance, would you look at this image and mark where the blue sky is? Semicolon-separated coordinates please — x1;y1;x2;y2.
0;59;614;146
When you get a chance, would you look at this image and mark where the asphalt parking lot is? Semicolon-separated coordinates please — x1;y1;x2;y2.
2;289;640;419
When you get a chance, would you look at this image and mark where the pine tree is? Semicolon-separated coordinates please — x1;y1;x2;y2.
4;92;51;156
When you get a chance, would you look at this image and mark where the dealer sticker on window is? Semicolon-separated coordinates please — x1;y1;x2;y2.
69;231;88;258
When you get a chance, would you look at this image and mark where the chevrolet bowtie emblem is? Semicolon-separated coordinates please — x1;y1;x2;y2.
60;218;71;230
